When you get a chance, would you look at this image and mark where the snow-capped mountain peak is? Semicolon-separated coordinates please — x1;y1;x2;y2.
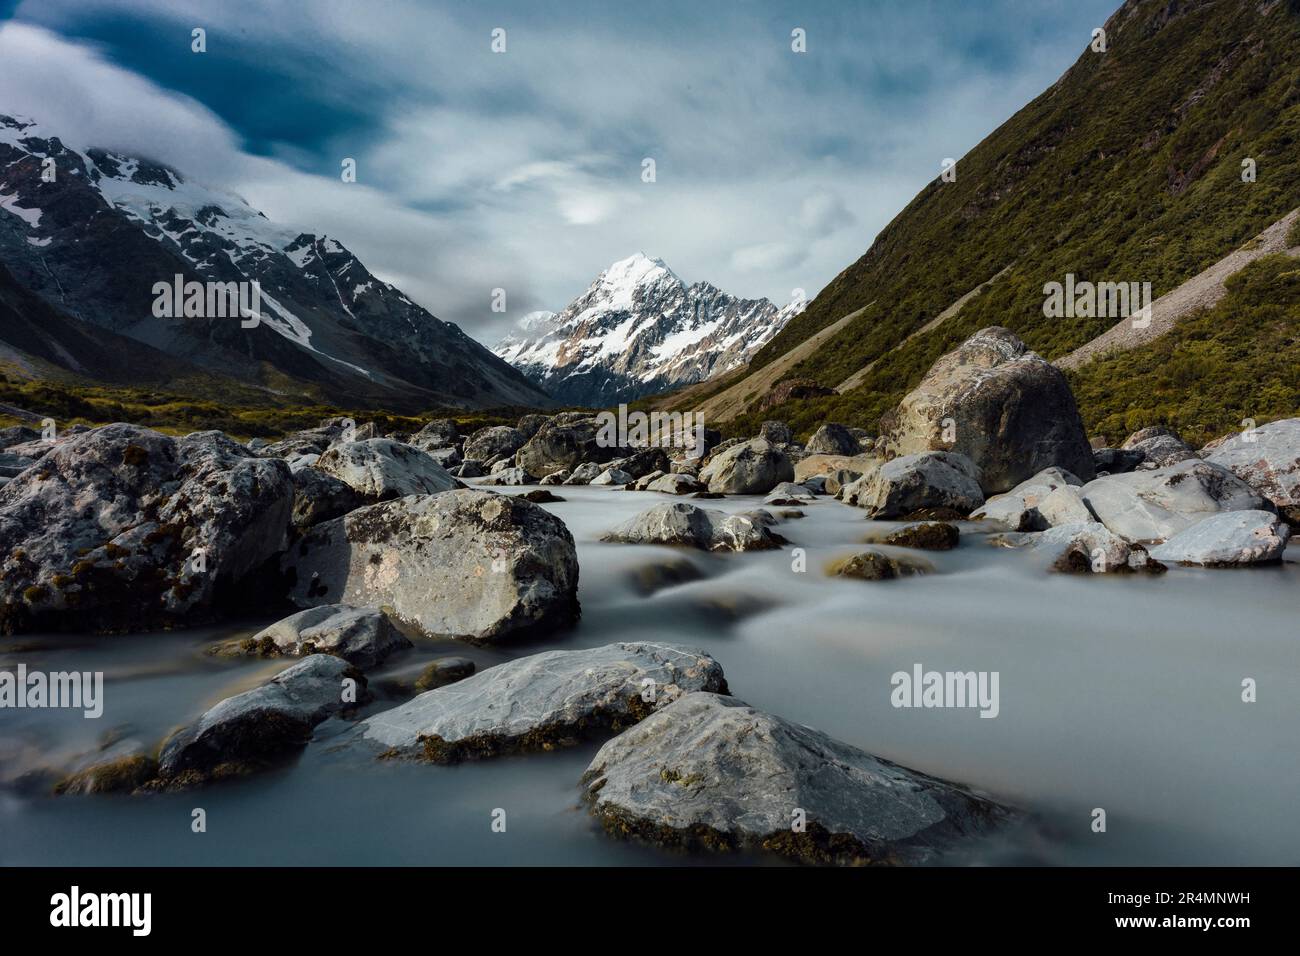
493;254;801;406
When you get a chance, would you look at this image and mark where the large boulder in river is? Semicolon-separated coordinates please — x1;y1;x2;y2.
516;417;627;477
699;438;794;494
581;692;1011;865
840;451;983;518
1078;459;1269;543
0;425;293;634
882;327;1094;493
315;438;459;502
603;502;786;552
1201;418;1300;525
1147;511;1290;566
283;489;579;643
353;642;727;762
157;655;364;786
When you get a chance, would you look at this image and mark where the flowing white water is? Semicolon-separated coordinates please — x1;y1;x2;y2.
2;484;1297;865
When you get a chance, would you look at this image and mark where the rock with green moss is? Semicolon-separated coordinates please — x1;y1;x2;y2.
826;548;932;580
353;642;726;762
871;522;959;550
54;740;158;795
582;692;1012;865
413;657;476;692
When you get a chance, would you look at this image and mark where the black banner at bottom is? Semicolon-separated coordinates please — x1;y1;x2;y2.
0;866;1286;940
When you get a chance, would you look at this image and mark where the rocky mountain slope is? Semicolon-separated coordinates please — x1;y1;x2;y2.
0;114;551;412
494;253;800;406
664;0;1300;439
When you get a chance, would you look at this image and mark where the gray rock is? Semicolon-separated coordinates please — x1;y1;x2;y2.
515;414;550;440
629;469;667;490
990;521;1143;574
408;418;461;452
1202;418;1300;524
425;446;462;469
764;481;816;506
645;473;703;495
805;423;859;457
591;467;633;486
478;466;534;486
970;467;1086;530
315;438;460;501
246;604;411;668
1122;427;1198;468
354;642;726;761
517;417;628;477
603;502;786;552
801;475;828;495
1079;459;1269;543
462;425;527;463
699;438;794;494
1093;447;1146;475
564;462;605;485
842;452;984;518
759;421;793;446
0;425;39;450
824;468;862;496
613;447;671;480
454;459;484;479
290;465;362;531
538;469;570;486
1147;510;1290;566
581;692;1011;865
283;489;579;643
0;425;293;633
883;327;1095;493
157;655;364;783
1036;485;1096;527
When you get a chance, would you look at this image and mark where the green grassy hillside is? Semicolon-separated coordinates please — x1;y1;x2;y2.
692;0;1300;441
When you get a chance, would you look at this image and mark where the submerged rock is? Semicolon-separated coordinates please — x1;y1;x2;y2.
603;502;787;552
826;548;932;580
283;489;579;643
157;655;365;786
354;642;727;762
870;522;960;551
581;692;1011;865
1147;510;1290;566
54;741;157;796
413;657;477;692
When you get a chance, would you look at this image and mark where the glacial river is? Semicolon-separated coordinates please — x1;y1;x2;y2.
2;484;1297;866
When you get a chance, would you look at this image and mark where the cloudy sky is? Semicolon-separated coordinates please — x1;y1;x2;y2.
0;0;1118;345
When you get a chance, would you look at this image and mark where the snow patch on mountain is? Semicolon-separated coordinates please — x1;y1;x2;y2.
493;252;801;406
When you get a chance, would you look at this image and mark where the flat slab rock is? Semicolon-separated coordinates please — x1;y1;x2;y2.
582;692;1011;865
354;642;727;762
1147;510;1290;566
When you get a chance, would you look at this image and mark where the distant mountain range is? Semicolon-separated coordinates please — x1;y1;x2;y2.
493;253;802;406
0;114;551;412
